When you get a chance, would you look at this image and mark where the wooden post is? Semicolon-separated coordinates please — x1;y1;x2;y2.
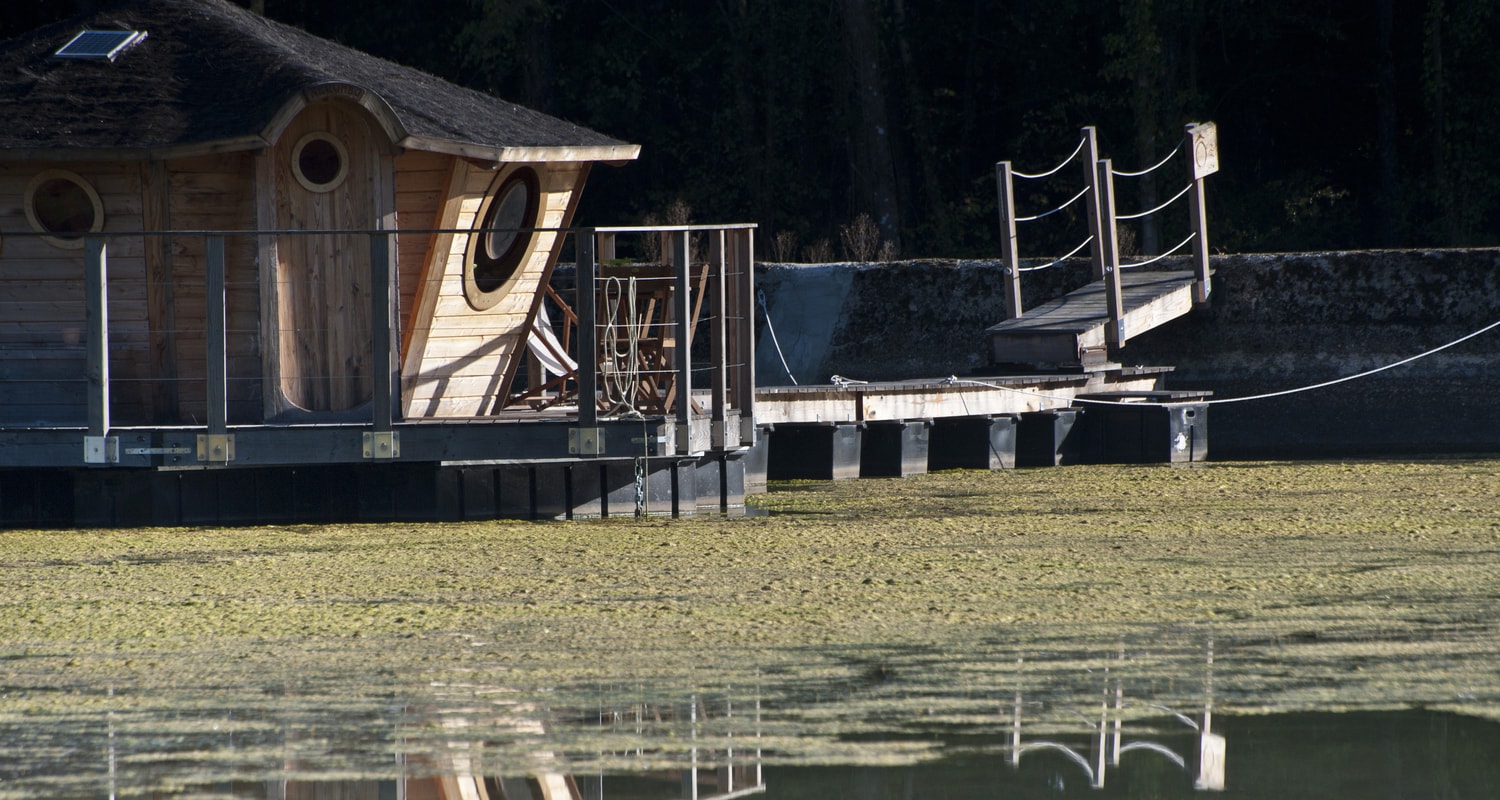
1185;122;1218;307
709;230;730;449
369;232;398;431
730;229;756;446
596;230;616;263
672;231;694;452
576;231;598;428
206;235;228;435
995;161;1022;319
85;236;109;438
1097;159;1126;348
1082;126;1106;282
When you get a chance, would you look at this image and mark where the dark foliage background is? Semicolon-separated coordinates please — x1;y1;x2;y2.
8;0;1500;258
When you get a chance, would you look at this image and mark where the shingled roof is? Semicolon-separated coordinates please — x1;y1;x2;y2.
0;0;639;163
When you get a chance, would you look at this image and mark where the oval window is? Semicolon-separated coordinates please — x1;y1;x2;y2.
291;132;349;192
464;167;541;310
24;170;104;249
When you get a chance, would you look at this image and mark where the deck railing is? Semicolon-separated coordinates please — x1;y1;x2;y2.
0;223;756;464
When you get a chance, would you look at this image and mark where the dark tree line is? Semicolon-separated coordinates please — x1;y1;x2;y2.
9;0;1500;257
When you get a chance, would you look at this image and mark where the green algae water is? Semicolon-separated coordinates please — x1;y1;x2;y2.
2;461;1499;797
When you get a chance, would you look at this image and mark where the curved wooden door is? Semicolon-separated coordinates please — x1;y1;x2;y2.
271;100;376;412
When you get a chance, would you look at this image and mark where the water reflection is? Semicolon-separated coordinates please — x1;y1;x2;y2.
2;637;1497;798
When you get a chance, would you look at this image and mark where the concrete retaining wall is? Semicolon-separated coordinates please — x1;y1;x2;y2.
756;250;1500;458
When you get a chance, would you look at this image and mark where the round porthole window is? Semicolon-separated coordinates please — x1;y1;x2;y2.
24;170;104;249
464;167;541;310
291;132;349;192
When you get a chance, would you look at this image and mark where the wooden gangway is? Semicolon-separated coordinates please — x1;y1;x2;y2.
985;269;1200;370
988;124;1217;370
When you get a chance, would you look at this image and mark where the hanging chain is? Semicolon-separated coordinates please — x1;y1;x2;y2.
633;456;645;516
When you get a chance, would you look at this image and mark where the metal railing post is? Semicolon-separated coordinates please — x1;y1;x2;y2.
730;228;756;446
84;236;110;444
709;230;729;450
369;231;398;431
206;235;228;435
1185;122;1218;307
672;230;694;453
996;161;1023;319
1082;126;1106;281
576;230;598;428
1097;159;1126;348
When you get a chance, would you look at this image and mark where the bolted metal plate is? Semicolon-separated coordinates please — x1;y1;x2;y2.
569;427;605;456
362;431;400;459
196;434;235;463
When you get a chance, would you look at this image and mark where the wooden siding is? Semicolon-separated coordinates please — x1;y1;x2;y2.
264;99;382;414
401;162;587;418
0;163;150;426
393;149;449;331
165;152;262;424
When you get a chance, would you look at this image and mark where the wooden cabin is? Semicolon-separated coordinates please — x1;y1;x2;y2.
0;0;639;427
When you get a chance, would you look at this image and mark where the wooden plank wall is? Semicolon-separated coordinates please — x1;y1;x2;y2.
393;149;447;328
165;153;261;424
0;163;150;426
401;161;586;418
265;99;380;414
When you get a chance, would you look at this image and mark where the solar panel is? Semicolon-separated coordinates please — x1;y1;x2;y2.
53;30;147;61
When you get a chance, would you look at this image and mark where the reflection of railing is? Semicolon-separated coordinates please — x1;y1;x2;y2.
1007;643;1224;792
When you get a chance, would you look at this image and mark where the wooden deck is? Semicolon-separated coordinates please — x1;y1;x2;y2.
985;270;1199;370
755;368;1172;425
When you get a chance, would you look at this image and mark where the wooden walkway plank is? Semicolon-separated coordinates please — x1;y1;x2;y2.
985;270;1198;369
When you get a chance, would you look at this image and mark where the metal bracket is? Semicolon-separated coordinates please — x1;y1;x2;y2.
83;435;119;464
124;447;193;456
569;427;605;455
363;431;401;459
196;433;235;463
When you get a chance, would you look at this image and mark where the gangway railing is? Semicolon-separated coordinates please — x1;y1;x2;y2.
996;123;1217;347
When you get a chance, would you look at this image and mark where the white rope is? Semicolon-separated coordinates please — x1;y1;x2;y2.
1017;235;1095;273
943;314;1500;408
757;288;798;385
829;374;867;386
1011;136;1090;180
1016;186;1092;223
600;275;644;416
1196;316;1500;405
1110;140;1184;178
1116;182;1194;221
1118;232;1195;269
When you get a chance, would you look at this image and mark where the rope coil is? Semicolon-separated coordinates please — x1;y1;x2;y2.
600;275;644;416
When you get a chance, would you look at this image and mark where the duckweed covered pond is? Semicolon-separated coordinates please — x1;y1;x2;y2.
2;460;1499;797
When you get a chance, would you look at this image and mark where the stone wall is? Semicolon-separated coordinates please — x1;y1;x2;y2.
755;250;1500;458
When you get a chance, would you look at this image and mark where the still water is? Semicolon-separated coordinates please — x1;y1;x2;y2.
2;630;1496;798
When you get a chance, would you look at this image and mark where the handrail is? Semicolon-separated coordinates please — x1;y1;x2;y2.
994;123;1216;352
45;223;758;464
